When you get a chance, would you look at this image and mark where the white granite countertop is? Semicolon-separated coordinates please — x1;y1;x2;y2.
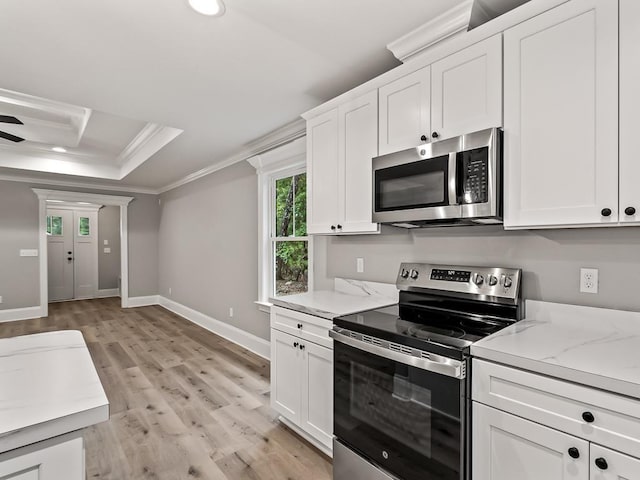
0;330;109;454
270;278;398;320
472;300;640;399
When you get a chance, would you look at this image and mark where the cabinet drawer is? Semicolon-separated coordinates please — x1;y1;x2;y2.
271;306;333;349
473;359;640;458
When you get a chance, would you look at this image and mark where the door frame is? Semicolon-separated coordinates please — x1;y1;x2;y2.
33;189;133;317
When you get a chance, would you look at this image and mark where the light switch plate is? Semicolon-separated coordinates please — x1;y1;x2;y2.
104;239;109;245
356;258;364;273
104;247;111;254
20;249;38;257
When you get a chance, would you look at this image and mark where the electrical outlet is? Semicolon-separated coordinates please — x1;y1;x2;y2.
229;307;234;318
580;268;599;294
0;296;3;304
168;287;172;295
356;257;364;273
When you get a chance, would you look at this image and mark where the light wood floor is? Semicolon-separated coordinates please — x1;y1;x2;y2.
0;298;332;480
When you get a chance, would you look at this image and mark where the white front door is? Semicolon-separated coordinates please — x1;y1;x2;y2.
73;210;98;299
47;209;74;302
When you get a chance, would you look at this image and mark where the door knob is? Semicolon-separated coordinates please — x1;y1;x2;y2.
67;251;72;255
67;257;73;261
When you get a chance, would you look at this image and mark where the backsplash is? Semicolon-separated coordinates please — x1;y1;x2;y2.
316;225;640;312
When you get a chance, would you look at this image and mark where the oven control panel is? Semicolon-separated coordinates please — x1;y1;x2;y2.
397;263;521;302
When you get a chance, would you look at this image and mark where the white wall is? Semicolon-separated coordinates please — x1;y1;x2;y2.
158;161;269;340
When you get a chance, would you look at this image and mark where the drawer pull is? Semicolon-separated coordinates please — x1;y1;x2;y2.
582;411;595;423
293;342;299;348
568;447;580;459
595;457;608;470
297;323;303;329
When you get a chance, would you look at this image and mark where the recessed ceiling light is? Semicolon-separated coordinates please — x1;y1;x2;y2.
188;0;225;16
52;146;67;153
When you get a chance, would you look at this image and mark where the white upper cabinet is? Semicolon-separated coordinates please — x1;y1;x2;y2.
307;109;339;234
339;90;379;234
431;34;503;141
619;0;640;225
306;91;379;235
503;0;619;228
378;67;431;155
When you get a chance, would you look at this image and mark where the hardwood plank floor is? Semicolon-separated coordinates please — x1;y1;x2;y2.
0;298;333;480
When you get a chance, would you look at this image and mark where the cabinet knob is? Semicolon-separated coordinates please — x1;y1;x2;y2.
625;206;636;216
337;224;342;229
330;225;336;231
432;131;439;139
420;134;428;142
601;208;612;217
299;344;305;350
567;447;580;459
297;323;303;329
293;342;299;348
67;257;73;261
582;411;595;423
594;458;608;470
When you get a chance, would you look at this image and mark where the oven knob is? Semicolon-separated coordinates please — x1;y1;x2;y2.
410;269;419;280
504;276;513;288
400;268;410;279
473;274;484;286
488;275;498;286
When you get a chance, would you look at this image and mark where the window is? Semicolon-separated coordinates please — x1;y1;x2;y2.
78;216;90;236
46;215;63;236
273;173;308;296
248;136;310;309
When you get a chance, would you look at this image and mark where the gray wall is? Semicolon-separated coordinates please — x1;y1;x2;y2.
317;224;640;312
98;206;121;290
158;161;269;341
0;179;159;310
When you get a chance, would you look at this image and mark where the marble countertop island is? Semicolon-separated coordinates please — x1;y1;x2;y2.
270;278;398;320
472;300;640;399
0;330;109;454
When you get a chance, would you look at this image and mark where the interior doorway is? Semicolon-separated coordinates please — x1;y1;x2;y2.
33;189;134;317
46;202;103;302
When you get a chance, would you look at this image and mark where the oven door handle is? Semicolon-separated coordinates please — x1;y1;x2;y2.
329;329;465;379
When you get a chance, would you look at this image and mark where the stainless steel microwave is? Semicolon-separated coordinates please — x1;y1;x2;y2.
372;128;502;228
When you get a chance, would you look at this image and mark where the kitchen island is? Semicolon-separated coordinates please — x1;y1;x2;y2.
0;330;109;479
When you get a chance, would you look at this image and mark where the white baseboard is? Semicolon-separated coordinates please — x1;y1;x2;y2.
97;288;120;298
0;306;43;323
157;296;270;360
126;295;160;308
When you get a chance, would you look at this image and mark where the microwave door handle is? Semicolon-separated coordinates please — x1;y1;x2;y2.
448;152;458;205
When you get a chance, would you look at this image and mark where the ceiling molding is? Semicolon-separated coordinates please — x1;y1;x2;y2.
247;136;306;175
32;188;134;205
45;200;104;212
117;123;184;178
387;0;473;62
0;87;92;147
0;173;159;195
158;118;306;194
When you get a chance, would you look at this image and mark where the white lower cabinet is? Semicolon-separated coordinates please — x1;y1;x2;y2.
270;307;333;454
0;432;84;480
473;359;640;480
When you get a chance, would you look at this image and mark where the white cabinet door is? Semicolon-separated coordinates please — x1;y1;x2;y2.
431;34;503;140
473;402;589;480
339;90;379;234
503;0;618;228
307;108;339;234
378;66;431;155
590;444;640;480
619;0;640;225
300;341;333;449
270;329;302;423
0;433;84;480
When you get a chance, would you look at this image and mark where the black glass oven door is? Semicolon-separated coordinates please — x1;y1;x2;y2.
374;155;452;212
334;341;463;480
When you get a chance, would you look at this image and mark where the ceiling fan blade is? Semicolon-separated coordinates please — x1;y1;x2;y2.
0;115;23;125
0;130;25;142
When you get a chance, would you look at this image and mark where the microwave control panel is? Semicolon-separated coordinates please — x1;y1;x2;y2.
459;147;489;204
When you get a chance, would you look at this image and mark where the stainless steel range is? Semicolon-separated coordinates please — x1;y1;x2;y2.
330;263;523;480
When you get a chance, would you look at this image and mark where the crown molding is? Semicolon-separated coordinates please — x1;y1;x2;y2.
117;123;183;178
0;87;92;147
247;136;306;175
158;118;306;194
32;188;134;205
45;200;103;212
387;0;474;62
0;173;159;195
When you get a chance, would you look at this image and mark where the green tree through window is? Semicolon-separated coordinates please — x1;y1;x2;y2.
273;173;308;296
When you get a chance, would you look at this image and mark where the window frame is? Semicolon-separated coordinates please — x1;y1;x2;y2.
248;137;311;312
